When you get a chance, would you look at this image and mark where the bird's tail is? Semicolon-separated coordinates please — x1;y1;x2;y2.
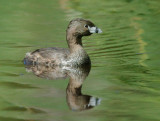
23;58;33;65
23;52;34;65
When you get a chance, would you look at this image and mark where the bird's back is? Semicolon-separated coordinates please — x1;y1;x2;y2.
24;47;70;66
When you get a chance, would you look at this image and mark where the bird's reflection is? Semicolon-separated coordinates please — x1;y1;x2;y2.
25;64;101;111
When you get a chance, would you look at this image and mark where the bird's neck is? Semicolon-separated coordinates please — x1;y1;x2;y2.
66;30;83;53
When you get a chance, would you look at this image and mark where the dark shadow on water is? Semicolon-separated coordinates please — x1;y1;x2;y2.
0;116;41;121
25;64;101;111
3;106;46;114
0;82;39;89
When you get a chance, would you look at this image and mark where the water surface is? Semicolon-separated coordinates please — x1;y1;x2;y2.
0;0;160;121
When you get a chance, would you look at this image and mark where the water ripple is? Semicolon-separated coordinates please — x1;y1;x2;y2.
0;82;39;89
3;106;46;114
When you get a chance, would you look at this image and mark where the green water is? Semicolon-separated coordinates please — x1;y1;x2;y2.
0;0;160;121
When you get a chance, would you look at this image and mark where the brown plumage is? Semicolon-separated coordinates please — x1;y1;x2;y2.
23;18;102;67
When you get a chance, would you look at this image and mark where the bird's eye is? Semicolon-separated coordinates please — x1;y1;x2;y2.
84;24;88;28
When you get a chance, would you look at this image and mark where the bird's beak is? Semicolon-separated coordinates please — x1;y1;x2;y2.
88;26;102;33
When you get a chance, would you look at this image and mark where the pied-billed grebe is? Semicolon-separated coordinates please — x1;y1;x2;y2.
24;18;102;66
25;62;101;111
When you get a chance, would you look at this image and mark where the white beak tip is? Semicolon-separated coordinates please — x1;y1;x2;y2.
88;26;102;34
97;28;102;33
